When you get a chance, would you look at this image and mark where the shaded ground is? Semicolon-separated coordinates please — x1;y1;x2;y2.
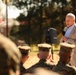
23;52;59;69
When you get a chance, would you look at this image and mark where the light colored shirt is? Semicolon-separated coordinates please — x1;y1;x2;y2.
65;24;75;38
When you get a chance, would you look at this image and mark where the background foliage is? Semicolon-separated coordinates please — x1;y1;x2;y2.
10;0;76;45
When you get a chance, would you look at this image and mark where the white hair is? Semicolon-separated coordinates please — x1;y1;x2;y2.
66;13;75;20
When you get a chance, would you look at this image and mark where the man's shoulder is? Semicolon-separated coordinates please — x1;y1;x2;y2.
27;60;55;69
53;63;76;74
45;60;55;67
62;65;76;75
26;60;55;73
52;64;76;75
66;64;76;72
26;62;40;73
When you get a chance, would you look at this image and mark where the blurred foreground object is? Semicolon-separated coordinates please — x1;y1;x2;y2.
0;33;21;75
25;67;61;75
17;40;26;46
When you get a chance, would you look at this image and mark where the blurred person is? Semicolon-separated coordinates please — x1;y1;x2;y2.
60;13;76;66
0;33;21;75
52;42;76;75
33;68;61;75
17;40;26;46
24;68;61;75
26;43;55;73
18;45;30;75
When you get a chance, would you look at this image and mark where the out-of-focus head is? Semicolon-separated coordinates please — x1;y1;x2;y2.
59;42;75;63
24;68;62;75
18;44;30;63
33;67;61;75
0;33;21;75
37;43;52;60
18;45;30;56
65;13;75;27
17;40;25;46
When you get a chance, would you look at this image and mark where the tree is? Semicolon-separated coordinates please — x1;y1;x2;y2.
10;0;74;44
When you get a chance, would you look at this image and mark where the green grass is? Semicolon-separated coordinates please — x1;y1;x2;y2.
30;44;60;54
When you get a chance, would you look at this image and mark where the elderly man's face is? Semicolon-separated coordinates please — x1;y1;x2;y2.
65;16;75;27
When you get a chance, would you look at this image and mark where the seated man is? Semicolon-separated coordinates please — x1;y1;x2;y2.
0;33;21;75
52;42;76;75
26;43;55;73
18;45;30;75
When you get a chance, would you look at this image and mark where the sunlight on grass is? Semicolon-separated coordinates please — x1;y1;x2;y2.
30;44;38;52
30;44;60;52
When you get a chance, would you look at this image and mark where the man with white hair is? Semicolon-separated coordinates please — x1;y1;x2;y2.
60;13;76;66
